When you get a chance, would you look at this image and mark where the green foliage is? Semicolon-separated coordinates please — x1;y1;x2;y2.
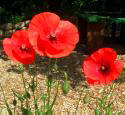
62;80;70;94
23;91;31;99
95;108;99;115
0;0;49;24
21;108;32;115
110;18;125;24
62;72;70;94
94;83;119;115
79;13;108;23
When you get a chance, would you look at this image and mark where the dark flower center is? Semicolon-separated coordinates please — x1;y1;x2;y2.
49;33;57;42
20;44;28;52
100;65;109;74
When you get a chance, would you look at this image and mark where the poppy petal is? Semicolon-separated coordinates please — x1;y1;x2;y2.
87;78;101;85
83;57;103;80
38;38;64;57
45;20;79;58
29;12;60;36
12;30;29;45
110;60;124;79
47;44;76;58
12;48;35;64
28;12;79;58
28;30;64;57
91;48;117;63
83;48;124;85
3;30;35;64
86;78;113;85
56;20;79;45
3;38;19;62
28;30;45;55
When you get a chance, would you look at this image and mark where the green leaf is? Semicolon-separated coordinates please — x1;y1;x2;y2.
18;64;24;72
40;93;47;102
47;76;52;88
6;108;12;115
13;92;24;102
13;99;17;106
101;96;107;109
35;109;41;115
62;80;70;94
30;79;36;93
106;102;113;115
95;108;99;115
107;102;113;110
22;107;32;115
23;91;31;99
45;110;52;115
107;111;113;115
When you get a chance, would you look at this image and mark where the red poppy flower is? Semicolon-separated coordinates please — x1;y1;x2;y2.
83;48;124;85
28;12;79;58
3;30;35;64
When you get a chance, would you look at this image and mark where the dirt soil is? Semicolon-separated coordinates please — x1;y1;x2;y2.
0;43;125;114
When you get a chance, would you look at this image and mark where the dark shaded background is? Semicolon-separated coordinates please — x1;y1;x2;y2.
0;0;125;23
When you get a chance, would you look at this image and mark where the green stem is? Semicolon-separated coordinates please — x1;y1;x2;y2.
33;75;38;110
47;77;52;111
46;58;52;111
21;66;29;108
42;99;46;114
48;80;59;112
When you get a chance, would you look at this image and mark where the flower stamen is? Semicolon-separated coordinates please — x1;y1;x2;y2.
49;32;57;42
100;65;108;73
20;44;28;51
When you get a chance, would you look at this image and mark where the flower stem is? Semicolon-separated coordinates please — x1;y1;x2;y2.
21;65;29;108
49;80;59;111
47;76;52;111
46;58;52;111
33;75;38;110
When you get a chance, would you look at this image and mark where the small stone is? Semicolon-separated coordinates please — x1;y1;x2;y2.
22;27;27;30
122;91;125;95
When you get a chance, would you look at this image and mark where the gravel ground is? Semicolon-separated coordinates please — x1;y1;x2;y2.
0;46;125;114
